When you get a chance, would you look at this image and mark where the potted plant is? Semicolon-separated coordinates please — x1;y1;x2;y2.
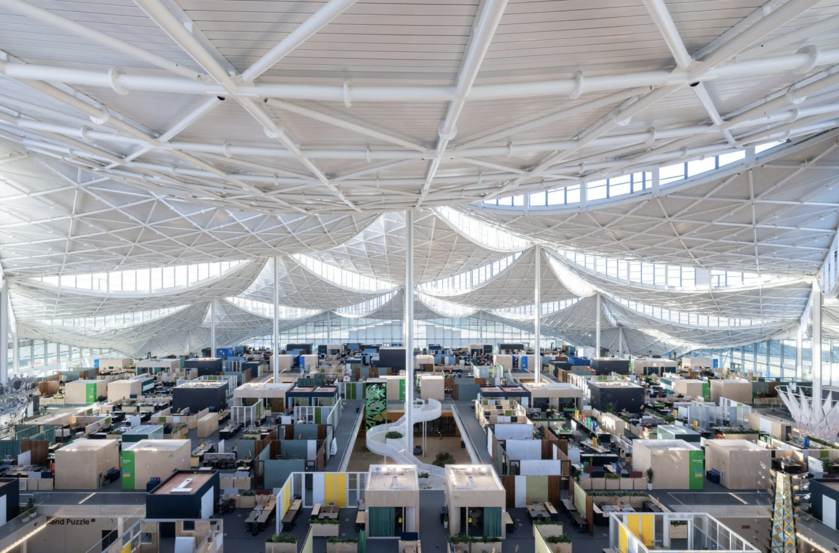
821;457;833;476
21;498;36;522
265;534;297;553
444;514;449;529
646;468;654;491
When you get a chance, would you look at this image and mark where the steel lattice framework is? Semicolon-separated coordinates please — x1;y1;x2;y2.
2;0;839;358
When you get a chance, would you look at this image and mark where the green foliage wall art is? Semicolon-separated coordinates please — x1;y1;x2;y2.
365;383;387;430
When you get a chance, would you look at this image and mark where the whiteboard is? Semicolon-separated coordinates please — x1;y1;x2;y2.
824;496;837;531
0;495;6;527
201;489;213;519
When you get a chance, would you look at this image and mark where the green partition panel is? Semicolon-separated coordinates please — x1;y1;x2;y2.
86;383;97;403
365;383;387;431
689;450;704;490
122;450;135;489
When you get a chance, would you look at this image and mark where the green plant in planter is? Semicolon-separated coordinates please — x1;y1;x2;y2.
241;490;256;496
328;537;359;543
418;472;430;479
646;468;654;484
604;473;622;479
670;521;687;527
545;535;572;543
22;497;36;517
267;534;297;543
433;452;456;468
311;518;340;525
385;431;403;439
821;457;833;474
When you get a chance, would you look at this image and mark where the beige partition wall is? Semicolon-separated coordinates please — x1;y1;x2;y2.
710;380;753;404
55;439;119;489
493;355;512;372
420;375;445;401
673;379;705;399
122;440;191;490
705;440;772;490
631;440;700;490
107;379;143;402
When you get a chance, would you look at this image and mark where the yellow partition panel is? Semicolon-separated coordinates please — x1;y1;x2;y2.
619;525;628;553
282;480;291;516
324;473;336;505
626;514;654;547
336;473;347;507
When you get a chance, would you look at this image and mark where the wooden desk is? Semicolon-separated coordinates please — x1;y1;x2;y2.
560;499;577;513
290;499;302;511
311;503;321;519
572;512;588;532
503;511;514;533
545;502;558;520
356;511;367;530
527;504;549;521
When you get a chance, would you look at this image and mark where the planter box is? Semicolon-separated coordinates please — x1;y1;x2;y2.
311;524;340;537
591;478;605;490
547;542;572;553
670;524;688;539
266;542;297;553
535;523;564;537
386;438;403;450
633;478;647;490
236;495;256;509
326;542;358;553
580;478;592;490
470;541;501;553
605;478;619;490
619;478;634;490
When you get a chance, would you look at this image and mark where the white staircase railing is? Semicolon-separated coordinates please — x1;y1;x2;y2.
366;399;445;477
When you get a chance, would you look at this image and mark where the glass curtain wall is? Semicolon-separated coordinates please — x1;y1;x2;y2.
5;337;123;373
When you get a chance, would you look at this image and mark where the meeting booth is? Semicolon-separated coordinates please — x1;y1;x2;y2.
522;381;583;412
633;358;678;376
365;465;420;538
146;470;220;537
590;358;630;375
445;465;506;540
285;385;339;409
183;357;224;377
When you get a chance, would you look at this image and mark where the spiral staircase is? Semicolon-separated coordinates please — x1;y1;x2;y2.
366;398;445;477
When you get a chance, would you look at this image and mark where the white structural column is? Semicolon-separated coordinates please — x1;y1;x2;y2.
618;327;624;358
534;244;541;383
273;256;281;381
479;311;483;342
812;280;823;399
595;293;602;357
210;299;216;359
0;280;8;385
12;321;19;372
404;210;415;453
796;326;804;380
